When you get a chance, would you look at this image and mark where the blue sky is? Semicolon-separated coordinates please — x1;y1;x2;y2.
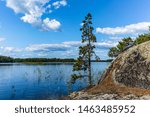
0;0;150;59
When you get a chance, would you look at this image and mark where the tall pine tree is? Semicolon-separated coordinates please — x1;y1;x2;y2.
71;13;99;86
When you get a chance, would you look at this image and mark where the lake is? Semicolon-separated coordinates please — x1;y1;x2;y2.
0;62;110;100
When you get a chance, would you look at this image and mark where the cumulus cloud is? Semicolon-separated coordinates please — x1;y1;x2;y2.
21;13;41;25
6;0;47;16
25;41;81;52
52;0;67;9
62;41;81;46
0;40;116;58
42;18;61;31
62;41;117;49
3;47;22;53
5;0;67;31
25;41;117;53
25;43;70;52
3;47;15;52
96;22;150;35
23;41;117;58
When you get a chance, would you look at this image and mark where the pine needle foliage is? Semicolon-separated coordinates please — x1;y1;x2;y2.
71;13;99;86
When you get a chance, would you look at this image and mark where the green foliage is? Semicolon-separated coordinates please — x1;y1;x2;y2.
108;29;150;58
134;33;150;45
117;37;133;51
108;37;134;58
15;58;75;63
72;57;87;71
108;47;119;58
71;13;99;86
71;74;82;84
0;56;75;63
0;56;14;63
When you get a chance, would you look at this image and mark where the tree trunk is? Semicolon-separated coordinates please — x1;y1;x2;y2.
88;57;92;86
88;39;92;86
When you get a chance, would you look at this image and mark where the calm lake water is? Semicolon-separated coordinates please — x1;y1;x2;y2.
0;62;110;100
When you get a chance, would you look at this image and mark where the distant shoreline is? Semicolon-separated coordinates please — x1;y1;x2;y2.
0;55;113;63
0;61;112;65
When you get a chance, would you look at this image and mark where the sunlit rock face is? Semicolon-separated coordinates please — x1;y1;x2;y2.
100;41;150;89
68;41;150;100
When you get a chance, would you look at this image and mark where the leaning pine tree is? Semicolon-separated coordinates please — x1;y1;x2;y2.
71;13;99;86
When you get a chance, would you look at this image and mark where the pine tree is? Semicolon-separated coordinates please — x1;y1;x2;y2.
71;13;99;86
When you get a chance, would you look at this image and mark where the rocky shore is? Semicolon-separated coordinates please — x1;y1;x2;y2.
68;91;150;100
68;41;150;100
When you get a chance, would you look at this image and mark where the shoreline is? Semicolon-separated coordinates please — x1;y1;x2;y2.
0;61;111;65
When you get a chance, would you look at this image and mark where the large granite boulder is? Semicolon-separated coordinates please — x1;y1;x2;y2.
68;41;150;100
99;41;150;89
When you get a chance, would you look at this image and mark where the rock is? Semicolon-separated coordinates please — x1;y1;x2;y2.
122;94;139;100
68;91;150;100
69;91;91;100
68;41;150;100
69;92;78;98
139;95;150;100
100;41;150;89
90;93;119;100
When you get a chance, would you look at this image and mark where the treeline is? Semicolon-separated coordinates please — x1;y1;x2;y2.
14;58;75;63
108;32;150;58
0;57;75;63
0;56;112;63
0;56;14;63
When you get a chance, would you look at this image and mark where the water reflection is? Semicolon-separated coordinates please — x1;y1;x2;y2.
0;62;110;100
11;85;16;99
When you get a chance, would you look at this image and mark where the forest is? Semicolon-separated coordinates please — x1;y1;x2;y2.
0;56;75;63
0;56;112;63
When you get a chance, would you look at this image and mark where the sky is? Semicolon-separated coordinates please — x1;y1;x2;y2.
0;0;150;59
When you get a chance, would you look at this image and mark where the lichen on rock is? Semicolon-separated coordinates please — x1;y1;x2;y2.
68;41;150;100
114;41;150;89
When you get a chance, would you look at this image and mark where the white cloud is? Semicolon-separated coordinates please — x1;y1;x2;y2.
46;4;51;9
25;43;70;52
96;22;150;35
109;36;123;40
60;0;67;6
62;41;81;46
3;47;15;52
5;0;67;31
52;0;67;9
25;40;117;53
3;47;22;53
63;41;117;49
6;0;47;14
42;18;61;31
109;36;137;40
38;53;48;57
0;37;5;42
0;40;116;58
21;13;41;25
96;41;118;49
6;0;26;13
